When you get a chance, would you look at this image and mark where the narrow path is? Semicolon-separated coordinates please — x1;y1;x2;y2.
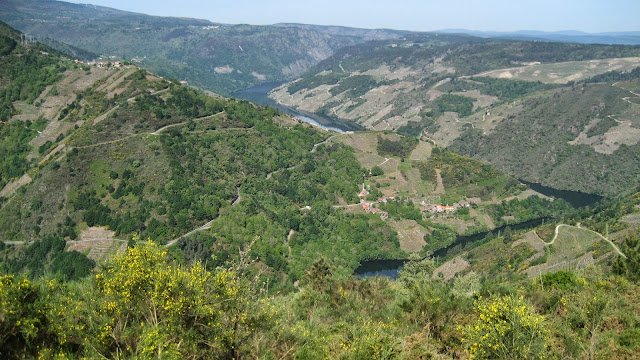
332;204;360;209
2;241;35;245
151;111;225;135
546;224;627;258
420;130;438;145
268;133;345;179
613;82;640;98
232;187;242;206
311;133;342;153
67;239;126;244
163;220;216;247
75;133;141;149
93;105;119;124
164;185;241;247
266;165;296;180
286;229;294;259
378;157;390;166
432;168;445;195
74;111;226;149
608;115;631;125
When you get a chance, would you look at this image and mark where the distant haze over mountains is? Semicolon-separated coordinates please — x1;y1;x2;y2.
437;29;640;45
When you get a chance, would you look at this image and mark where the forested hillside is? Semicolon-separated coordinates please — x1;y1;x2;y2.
449;80;640;195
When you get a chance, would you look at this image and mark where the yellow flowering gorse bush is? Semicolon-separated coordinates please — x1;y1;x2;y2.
461;294;549;359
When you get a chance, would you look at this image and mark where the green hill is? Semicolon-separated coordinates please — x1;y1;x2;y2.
0;20;577;280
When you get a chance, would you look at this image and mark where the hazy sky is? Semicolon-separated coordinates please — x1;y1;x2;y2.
63;0;639;33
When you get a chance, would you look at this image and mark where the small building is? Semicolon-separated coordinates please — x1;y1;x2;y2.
358;183;369;198
454;200;470;209
433;205;446;213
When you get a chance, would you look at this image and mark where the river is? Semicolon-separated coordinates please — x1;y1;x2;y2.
518;179;603;208
354;217;551;279
233;83;606;279
355;179;605;279
232;82;356;132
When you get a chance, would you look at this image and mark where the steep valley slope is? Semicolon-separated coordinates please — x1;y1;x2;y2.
0;0;403;95
269;35;640;195
0;19;587;283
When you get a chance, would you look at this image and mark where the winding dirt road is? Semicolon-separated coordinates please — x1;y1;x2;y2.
546;224;627;259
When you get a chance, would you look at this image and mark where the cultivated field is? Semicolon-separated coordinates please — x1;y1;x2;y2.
473;57;640;84
66;226;127;262
524;225;615;277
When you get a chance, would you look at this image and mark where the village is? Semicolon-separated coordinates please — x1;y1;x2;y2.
358;183;470;221
73;58;124;68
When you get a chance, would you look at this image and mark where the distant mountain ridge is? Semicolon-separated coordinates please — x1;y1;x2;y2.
2;0;639;98
437;29;640;45
0;0;399;95
273;23;410;40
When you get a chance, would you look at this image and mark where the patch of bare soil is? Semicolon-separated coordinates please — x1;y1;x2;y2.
37;143;65;165
524;252;595;278
451;90;498;110
430;112;463;146
338;132;379;154
96;68;125;92
0;174;32;198
482;214;495;230
504;189;552;202
569;116;640;154
390;219;427;252
77;226;117;241
474;57;640;84
433;256;469;280
409;140;432;161
430;217;470;234
432;169;445;195
621;213;640;226
512;230;546;263
67;227;126;262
